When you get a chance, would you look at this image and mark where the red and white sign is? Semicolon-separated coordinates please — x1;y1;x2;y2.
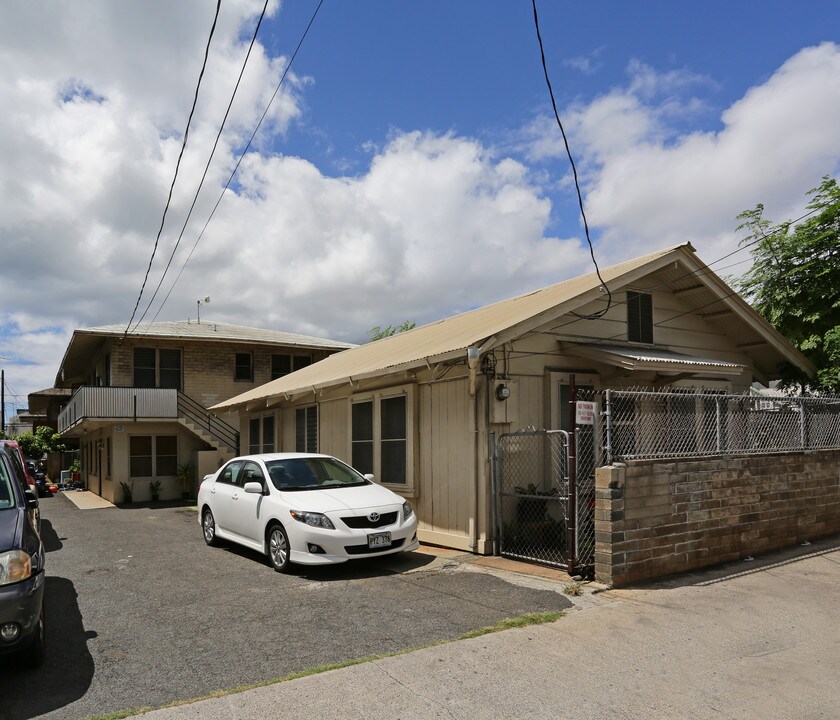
575;401;596;425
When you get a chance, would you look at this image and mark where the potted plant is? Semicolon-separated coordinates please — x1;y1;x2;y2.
150;480;161;502
119;480;133;504
176;462;195;500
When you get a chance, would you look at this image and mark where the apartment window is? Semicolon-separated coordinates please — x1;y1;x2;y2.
262;415;275;453
134;349;156;388
350;387;413;489
133;348;182;389
130;435;177;477
295;406;318;453
235;352;253;381
129;436;153;477
271;354;313;380
156;435;178;476
627;290;654;344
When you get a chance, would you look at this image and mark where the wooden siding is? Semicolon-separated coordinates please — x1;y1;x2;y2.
317;398;349;459
418;378;474;541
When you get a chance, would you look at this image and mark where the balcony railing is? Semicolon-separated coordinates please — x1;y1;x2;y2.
58;386;239;453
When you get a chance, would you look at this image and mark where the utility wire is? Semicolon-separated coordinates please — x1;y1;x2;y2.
531;0;611;319
124;0;222;338
142;0;325;330
129;0;271;333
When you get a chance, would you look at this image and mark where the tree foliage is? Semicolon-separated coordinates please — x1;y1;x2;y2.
15;425;66;459
367;320;416;343
735;176;840;392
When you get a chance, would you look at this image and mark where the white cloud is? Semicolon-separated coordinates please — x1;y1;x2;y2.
586;43;840;262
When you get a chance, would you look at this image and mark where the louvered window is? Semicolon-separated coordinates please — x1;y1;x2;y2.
627;291;653;344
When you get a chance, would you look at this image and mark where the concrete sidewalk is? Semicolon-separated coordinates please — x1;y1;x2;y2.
138;536;840;720
59;489;115;510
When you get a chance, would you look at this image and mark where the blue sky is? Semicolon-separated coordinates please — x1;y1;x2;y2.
0;0;839;414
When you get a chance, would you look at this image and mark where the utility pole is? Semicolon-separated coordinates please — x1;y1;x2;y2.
1;369;5;435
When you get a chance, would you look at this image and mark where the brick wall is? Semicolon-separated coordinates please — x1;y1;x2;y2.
595;449;840;586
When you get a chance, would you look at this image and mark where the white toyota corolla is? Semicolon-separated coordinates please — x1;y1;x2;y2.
197;453;419;572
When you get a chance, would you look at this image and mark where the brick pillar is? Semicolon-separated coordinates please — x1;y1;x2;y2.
594;465;625;586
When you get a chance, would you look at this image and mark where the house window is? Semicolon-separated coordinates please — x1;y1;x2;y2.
295;406;318;453
133;348;182;389
627;291;653;344
248;414;276;454
351;401;374;474
271;354;313;380
235;353;253;381
349;387;414;489
129;436;153;477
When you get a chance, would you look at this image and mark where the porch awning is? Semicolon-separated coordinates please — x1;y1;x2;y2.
561;343;748;377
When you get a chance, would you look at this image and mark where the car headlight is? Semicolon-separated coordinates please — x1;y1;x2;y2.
403;501;414;520
0;550;32;586
289;510;335;530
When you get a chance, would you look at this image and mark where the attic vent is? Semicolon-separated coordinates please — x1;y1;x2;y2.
627;291;653;344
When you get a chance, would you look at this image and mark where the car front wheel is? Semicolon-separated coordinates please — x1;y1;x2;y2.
202;509;219;547
267;524;292;573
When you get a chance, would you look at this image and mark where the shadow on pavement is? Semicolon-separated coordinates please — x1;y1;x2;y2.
211;539;436;580
622;533;840;591
39;518;64;553
0;576;96;720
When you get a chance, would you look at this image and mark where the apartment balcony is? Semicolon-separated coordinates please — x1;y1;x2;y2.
58;386;238;455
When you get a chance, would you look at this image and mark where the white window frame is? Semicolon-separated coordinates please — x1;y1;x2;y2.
349;384;416;496
248;413;277;454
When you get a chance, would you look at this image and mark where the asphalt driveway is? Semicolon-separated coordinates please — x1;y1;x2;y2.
0;493;571;720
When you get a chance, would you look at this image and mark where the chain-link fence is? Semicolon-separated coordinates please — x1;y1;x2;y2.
494;430;569;568
572;388;599;570
605;388;840;462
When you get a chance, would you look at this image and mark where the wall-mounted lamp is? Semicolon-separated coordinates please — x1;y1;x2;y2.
495;383;511;401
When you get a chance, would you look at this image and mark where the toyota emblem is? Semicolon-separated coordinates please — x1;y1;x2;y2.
368;512;380;522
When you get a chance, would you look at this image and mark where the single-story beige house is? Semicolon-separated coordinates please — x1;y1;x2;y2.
211;243;814;555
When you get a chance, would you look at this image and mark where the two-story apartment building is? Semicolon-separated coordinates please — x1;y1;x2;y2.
56;320;354;503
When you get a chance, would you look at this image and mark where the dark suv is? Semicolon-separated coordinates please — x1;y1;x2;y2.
0;446;45;666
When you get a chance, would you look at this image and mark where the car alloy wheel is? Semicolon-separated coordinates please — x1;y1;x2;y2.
202;510;219;547
268;525;291;573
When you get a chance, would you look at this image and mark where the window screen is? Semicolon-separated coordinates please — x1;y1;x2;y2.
129;436;153;477
295;406;318;453
249;417;261;455
271;354;291;380
133;348;156;388
351;401;374;474
156;435;178;476
159;349;182;390
380;396;407;484
235;353;253;381
262;415;275;453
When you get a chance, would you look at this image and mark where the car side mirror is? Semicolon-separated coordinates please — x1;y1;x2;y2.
24;489;39;510
243;481;265;495
363;473;375;483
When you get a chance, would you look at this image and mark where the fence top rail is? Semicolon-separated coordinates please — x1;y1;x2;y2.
607;388;840;403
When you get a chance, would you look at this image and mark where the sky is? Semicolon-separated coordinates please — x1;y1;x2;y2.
1;0;839;414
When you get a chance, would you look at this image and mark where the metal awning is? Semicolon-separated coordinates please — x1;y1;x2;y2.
561;343;748;376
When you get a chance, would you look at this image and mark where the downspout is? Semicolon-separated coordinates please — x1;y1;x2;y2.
468;346;480;552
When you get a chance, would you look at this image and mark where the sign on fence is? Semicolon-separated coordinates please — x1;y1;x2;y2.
575;401;596;425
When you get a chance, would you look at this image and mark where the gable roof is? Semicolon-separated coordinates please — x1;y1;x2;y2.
211;243;815;413
56;320;356;387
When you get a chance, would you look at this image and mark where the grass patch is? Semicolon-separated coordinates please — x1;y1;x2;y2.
83;610;564;719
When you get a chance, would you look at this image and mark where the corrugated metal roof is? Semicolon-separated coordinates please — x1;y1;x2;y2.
78;321;357;350
211;244;690;411
569;344;747;370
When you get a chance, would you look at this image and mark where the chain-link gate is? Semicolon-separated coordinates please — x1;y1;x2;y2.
494;430;570;568
572;388;600;571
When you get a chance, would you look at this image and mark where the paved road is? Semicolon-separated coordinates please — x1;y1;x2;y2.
144;534;840;720
0;493;571;720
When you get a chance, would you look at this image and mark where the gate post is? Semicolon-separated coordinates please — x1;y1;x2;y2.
567;375;577;574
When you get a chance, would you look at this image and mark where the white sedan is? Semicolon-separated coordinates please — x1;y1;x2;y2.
197;453;419;572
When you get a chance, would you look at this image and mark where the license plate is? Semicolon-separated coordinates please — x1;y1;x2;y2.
368;531;392;549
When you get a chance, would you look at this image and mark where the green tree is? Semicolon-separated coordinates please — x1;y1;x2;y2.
367;320;416;343
735;176;840;392
15;425;66;458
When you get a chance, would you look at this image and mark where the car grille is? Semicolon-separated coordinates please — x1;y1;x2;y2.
341;511;398;529
344;538;405;555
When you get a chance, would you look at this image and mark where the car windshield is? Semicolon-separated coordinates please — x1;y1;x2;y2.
0;459;15;509
266;457;369;492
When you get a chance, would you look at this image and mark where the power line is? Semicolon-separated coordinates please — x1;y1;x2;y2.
531;0;611;319
141;0;325;330
124;0;222;337
129;0;271;333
